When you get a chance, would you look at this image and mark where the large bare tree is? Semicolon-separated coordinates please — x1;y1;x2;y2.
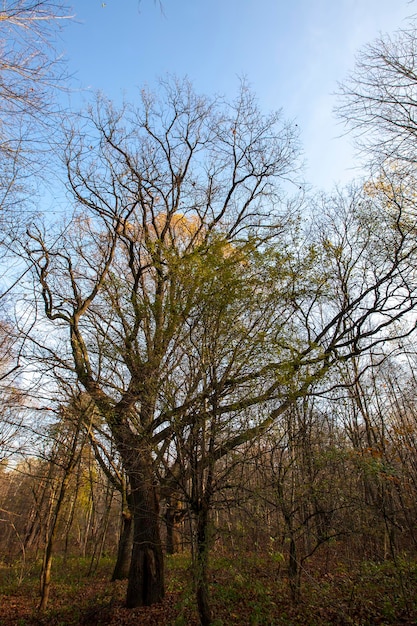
23;75;417;616
337;19;417;179
0;1;72;150
24;78;300;608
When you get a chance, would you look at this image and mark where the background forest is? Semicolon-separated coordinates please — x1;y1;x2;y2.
2;2;417;625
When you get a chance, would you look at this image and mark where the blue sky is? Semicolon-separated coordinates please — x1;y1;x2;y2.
60;0;415;190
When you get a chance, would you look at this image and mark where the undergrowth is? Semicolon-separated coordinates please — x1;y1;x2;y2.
0;552;416;625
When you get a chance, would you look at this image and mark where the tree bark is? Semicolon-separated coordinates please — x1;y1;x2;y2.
39;472;72;610
288;535;300;603
125;460;165;607
194;506;213;626
165;495;185;555
112;505;133;581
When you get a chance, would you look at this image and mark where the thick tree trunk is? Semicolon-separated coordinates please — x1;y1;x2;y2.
125;465;165;607
111;507;133;581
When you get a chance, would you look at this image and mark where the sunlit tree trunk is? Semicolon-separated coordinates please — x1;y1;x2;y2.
112;484;133;581
39;401;88;610
165;494;185;555
39;463;76;610
112;507;133;581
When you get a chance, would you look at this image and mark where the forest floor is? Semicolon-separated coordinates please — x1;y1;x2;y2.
0;551;416;625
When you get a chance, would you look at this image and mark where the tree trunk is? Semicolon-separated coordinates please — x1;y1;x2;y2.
112;506;133;581
39;474;71;610
89;481;113;576
125;465;165;607
39;422;84;611
194;506;212;626
39;539;54;611
165;495;185;555
288;535;300;602
63;492;77;563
